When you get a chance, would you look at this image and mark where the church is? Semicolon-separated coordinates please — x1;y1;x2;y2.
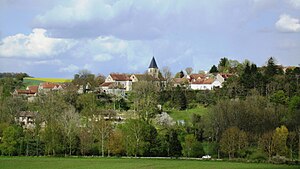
100;57;165;96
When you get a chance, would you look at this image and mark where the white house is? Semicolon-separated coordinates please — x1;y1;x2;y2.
190;78;222;90
216;73;233;87
104;73;132;91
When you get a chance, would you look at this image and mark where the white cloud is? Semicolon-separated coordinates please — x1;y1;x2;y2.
289;0;300;9
59;64;79;73
93;54;112;62
25;59;62;65
0;28;76;58
275;14;300;32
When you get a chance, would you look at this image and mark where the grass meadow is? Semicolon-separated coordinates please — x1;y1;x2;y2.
1;157;298;169
168;105;208;122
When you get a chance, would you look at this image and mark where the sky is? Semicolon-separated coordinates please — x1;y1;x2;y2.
0;0;300;78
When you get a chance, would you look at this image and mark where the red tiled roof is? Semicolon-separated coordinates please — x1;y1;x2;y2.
27;86;38;93
100;82;114;87
219;73;233;79
189;74;206;80
110;74;131;81
191;78;215;85
132;74;165;81
15;89;36;95
172;78;188;84
41;82;61;89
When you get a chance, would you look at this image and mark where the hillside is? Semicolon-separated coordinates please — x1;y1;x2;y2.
23;77;72;87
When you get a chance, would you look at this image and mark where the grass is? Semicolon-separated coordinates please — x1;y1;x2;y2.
0;157;298;169
168;105;208;122
23;78;72;87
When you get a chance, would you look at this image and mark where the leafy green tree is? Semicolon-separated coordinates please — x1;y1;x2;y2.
270;90;287;105
166;129;182;157
76;93;98;116
131;81;160;121
264;57;278;77
175;71;185;78
209;65;218;73
173;86;187;110
121;119;151;157
0;126;22;156
182;134;205;158
288;96;300;160
273;126;289;156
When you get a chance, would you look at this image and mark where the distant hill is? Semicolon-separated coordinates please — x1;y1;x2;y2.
23;77;72;86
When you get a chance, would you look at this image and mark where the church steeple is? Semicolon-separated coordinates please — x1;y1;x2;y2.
149;56;158;69
148;56;159;78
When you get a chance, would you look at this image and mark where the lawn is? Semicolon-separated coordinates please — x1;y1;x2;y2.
0;157;298;169
168;105;208;122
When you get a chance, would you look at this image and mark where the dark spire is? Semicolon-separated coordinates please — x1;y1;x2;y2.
149;56;158;69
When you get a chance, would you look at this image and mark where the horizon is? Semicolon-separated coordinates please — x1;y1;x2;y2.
0;0;300;78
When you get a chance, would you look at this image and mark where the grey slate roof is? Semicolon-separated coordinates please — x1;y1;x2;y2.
149;57;158;69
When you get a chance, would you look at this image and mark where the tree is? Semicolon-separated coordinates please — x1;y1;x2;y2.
182;134;205;158
264;57;278;77
79;126;93;156
173;86;187;110
154;112;175;127
166;129;182;157
60;107;80;156
183;134;196;157
93;117;113;157
273;125;289;156
0;126;22;156
107;129;124;156
259;131;275;160
220;127;248;159
131;81;160;122
209;65;218;73
288;96;300;160
175;71;185;78
162;66;173;89
218;57;229;73
121;119;151;157
76;93;98;116
185;67;193;75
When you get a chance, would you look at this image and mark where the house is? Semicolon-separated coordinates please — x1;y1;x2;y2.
105;73;132;91
190;78;221;90
100;57;166;94
16;111;37;129
38;82;63;93
172;78;189;87
216;73;233;85
187;73;206;82
12;85;38;101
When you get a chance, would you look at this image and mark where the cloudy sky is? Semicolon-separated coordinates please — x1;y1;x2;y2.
0;0;300;78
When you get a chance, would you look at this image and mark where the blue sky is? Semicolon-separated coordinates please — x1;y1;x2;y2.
0;0;300;78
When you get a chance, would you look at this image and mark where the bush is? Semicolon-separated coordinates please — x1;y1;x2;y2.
271;155;287;164
248;150;267;162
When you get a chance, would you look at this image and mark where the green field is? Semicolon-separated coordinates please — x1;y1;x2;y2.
0;157;298;169
168;105;208;122
23;78;72;87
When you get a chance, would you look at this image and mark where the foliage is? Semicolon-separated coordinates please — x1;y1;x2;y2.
209;65;218;73
220;127;248;158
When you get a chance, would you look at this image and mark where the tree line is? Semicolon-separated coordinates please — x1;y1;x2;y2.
0;57;299;164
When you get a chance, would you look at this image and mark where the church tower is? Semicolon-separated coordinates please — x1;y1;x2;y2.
148;56;159;78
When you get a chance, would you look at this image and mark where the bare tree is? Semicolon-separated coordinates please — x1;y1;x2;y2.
61;106;80;156
185;67;193;75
